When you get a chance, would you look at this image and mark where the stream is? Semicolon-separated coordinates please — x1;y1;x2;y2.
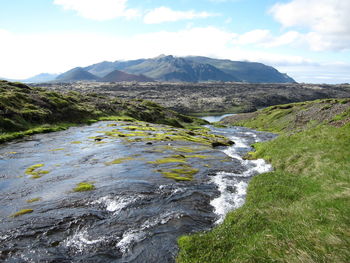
0;117;276;262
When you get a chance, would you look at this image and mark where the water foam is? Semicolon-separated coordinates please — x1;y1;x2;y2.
92;195;143;214
116;211;183;254
211;131;273;224
65;229;105;252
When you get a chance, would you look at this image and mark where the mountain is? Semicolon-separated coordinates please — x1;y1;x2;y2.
55;67;100;82
0;73;59;83
84;59;147;77
185;56;295;83
101;70;154;82
57;55;296;83
121;55;238;82
23;73;59;83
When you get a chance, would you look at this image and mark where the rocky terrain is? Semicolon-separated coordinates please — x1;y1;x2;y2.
34;81;350;114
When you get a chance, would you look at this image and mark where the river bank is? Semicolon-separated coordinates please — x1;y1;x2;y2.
177;98;350;263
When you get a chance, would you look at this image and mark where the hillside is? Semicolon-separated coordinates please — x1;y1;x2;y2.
186;56;294;83
178;98;350;262
53;55;296;83
0;80;207;142
55;67;101;82
101;70;154;82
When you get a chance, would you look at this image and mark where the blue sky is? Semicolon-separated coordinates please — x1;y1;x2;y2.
0;0;349;83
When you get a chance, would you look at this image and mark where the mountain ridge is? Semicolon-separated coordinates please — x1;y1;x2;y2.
7;55;296;83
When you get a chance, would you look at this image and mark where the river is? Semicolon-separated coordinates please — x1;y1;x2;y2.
0;117;275;262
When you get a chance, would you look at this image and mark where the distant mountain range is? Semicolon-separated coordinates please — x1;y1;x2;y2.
6;55;296;83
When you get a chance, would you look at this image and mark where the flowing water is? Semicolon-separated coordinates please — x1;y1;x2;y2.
0;119;276;262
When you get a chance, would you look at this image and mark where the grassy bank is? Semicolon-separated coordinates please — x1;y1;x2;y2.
177;99;350;262
0;80;207;143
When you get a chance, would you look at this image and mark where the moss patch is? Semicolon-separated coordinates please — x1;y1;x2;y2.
26;197;41;203
156;165;199;181
148;157;187;165
73;182;95;192
105;156;136;165
25;164;50;179
11;209;33;217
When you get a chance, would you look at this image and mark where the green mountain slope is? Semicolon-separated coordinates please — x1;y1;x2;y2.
178;98;350;263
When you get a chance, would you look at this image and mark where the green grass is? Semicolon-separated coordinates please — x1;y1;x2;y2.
177;100;350;263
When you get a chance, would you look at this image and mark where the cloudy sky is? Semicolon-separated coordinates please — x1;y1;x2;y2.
0;0;349;83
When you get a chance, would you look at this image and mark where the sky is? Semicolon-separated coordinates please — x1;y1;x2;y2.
0;0;349;83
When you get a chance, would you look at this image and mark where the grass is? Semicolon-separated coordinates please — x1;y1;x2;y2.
177;99;350;263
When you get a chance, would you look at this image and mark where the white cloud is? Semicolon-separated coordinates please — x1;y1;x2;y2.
270;0;350;51
234;29;272;45
1;26;348;83
53;0;139;21
144;7;216;24
0;27;314;80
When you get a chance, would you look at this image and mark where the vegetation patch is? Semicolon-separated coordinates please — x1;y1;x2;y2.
26;197;41;203
148;156;187;165
25;164;50;179
73;182;95;192
11;209;33;217
49;148;65;151
105;156;137;165
156;165;199;181
70;141;82;144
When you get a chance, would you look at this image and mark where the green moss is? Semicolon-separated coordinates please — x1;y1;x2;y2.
105;157;136;165
49;148;65;151
25;164;50;178
11;209;33;217
26;197;41;203
185;154;211;159
73;182;95;192
157;166;199;181
70;141;82;144
123;125;161;132
148;157;187;164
